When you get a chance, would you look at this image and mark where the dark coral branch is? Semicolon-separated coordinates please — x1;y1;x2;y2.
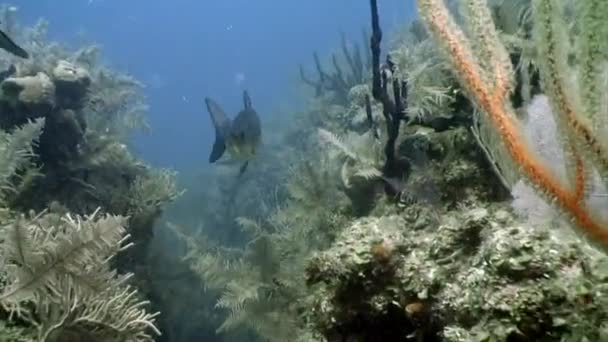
313;52;327;83
341;32;357;81
300;32;370;104
364;93;379;139
369;0;408;179
299;65;322;96
353;43;365;83
331;55;347;88
370;0;383;104
341;32;365;85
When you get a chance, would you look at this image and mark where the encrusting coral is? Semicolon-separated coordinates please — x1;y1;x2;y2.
306;202;608;341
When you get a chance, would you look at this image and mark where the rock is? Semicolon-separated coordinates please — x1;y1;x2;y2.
1;72;56;116
52;60;91;108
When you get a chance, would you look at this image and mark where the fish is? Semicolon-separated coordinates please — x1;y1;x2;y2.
0;28;28;59
205;90;261;176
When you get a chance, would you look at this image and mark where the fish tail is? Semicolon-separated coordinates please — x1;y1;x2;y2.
205;97;230;163
209;135;226;163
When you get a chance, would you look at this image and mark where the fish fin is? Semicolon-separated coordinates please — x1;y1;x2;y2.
209;135;226;163
243;90;252;110
205;97;230;132
238;160;250;177
0;29;28;59
205;97;231;163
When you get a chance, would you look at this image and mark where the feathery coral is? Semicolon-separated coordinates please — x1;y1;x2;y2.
0;209;160;341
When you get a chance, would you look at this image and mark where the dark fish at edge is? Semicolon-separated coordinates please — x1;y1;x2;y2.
0;28;28;59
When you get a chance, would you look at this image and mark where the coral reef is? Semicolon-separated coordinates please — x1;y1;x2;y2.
0;119;160;341
164;0;608;341
0;6;178;341
174;147;351;341
0;12;180;277
306;203;608;341
299;0;608;340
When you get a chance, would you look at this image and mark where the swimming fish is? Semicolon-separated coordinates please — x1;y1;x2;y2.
205;90;261;175
0;28;28;59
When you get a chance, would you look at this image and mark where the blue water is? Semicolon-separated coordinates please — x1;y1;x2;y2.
17;0;414;171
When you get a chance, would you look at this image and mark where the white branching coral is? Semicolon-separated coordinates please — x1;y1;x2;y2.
317;128;384;188
0;209;160;341
0;119;44;201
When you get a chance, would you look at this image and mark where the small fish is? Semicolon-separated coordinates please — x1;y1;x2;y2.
205;90;261;176
0;28;28;59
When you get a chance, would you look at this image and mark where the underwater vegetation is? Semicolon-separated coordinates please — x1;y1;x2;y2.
0;5;179;341
1;0;607;341
299;31;372;106
170;0;608;341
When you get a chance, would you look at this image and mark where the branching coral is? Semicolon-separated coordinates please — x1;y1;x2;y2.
417;0;608;248
317;128;384;189
172;219;304;342
390;39;456;123
0;119;159;341
369;0;410;181
300;32;371;105
85;63;150;140
0;118;43;203
0;6;179;249
0;7;180;340
0;209;160;341
173;146;353;341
